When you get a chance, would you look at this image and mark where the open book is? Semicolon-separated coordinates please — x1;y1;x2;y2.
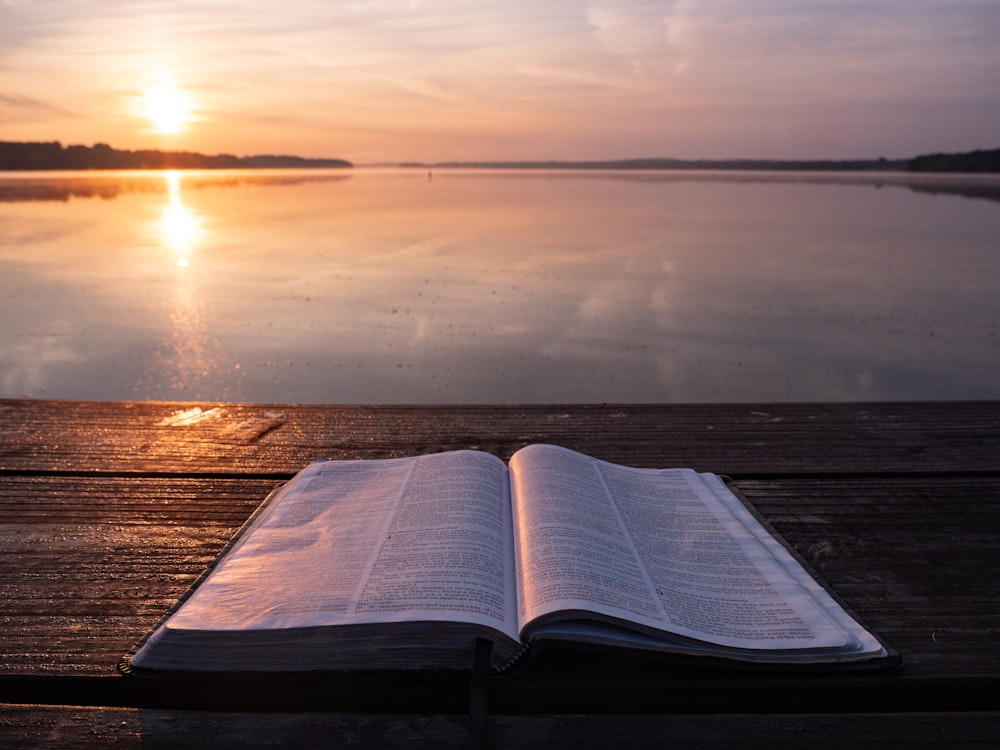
128;445;890;674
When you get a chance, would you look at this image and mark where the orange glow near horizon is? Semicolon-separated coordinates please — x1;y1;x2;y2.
1;2;995;163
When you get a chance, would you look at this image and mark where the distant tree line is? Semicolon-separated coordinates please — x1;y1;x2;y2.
3;141;999;173
0;141;352;170
405;149;1000;173
404;157;910;171
907;149;1000;173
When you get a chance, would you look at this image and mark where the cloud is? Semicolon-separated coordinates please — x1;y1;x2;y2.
585;0;684;77
2;0;997;159
0;92;76;121
662;0;1000;93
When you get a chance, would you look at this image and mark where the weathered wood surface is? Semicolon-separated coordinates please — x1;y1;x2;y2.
3;472;998;684
3;399;999;475
3;705;1000;749
1;399;999;745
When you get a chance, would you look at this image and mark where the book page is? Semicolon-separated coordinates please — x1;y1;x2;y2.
510;445;852;650
165;451;518;639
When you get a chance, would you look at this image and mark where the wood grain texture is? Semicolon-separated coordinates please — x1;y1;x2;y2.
1;476;274;676
3;399;999;475
1;399;999;723
3;473;997;681
3;705;1000;749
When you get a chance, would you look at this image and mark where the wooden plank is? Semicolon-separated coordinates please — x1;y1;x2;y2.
1;476;274;676
3;400;999;475
2;474;998;693
741;476;1000;678
2;399;999;715
3;705;1000;749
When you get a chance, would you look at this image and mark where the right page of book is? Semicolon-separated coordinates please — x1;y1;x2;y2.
509;445;880;654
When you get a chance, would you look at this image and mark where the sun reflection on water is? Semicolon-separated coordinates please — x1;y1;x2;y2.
144;169;235;399
160;171;202;266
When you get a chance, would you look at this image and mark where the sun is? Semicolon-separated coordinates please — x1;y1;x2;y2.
139;79;195;134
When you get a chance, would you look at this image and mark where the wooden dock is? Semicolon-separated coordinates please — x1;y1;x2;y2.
2;398;999;747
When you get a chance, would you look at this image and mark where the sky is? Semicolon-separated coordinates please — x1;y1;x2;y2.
1;0;999;164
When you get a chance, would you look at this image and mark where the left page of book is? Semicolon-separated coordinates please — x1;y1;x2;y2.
162;450;518;640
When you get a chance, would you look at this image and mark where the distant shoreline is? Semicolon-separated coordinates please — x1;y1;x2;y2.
401;157;908;172
401;150;1000;174
0;141;352;171
1;141;998;174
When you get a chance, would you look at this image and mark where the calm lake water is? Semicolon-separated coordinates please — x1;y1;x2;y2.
1;168;998;403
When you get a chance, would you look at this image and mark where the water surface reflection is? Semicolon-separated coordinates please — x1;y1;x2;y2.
1;168;998;403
